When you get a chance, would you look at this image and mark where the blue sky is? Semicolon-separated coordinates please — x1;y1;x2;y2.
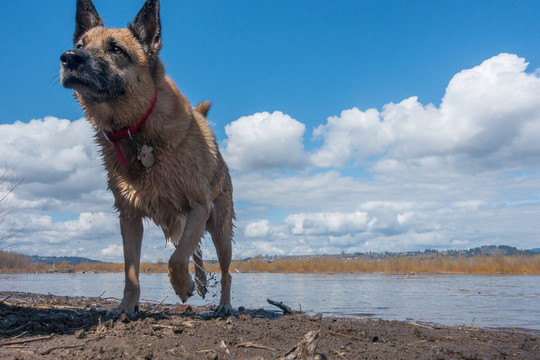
1;1;540;261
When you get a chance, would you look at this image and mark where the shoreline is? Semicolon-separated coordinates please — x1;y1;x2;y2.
1;291;539;359
2;269;540;275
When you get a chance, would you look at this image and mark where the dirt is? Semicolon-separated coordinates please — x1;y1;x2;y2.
1;291;539;359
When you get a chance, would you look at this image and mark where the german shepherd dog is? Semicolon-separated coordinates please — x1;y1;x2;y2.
60;0;234;316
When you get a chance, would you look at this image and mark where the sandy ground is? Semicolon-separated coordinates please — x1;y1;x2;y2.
1;291;539;359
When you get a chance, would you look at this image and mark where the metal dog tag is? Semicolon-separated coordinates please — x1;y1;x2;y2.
137;145;155;167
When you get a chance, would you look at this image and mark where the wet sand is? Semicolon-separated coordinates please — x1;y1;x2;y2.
1;291;538;359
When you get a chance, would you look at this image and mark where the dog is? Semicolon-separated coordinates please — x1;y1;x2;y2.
60;0;235;316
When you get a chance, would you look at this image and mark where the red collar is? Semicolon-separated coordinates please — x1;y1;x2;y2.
104;90;158;166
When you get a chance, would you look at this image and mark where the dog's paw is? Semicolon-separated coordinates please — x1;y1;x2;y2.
214;304;233;318
169;270;195;303
108;302;139;318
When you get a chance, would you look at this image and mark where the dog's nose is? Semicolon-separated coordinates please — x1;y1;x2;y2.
60;50;87;70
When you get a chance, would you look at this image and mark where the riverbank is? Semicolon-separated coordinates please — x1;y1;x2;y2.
2;252;540;275
1;292;538;359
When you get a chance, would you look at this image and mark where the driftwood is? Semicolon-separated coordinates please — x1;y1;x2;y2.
267;299;299;315
282;330;326;360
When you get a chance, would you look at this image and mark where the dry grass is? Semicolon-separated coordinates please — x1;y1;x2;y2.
227;253;540;275
1;251;539;275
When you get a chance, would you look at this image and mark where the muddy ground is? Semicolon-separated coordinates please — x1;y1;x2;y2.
1;291;539;359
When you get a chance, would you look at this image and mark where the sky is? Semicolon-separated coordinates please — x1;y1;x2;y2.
1;1;540;262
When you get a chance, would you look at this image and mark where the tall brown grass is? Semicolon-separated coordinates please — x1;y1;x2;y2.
1;251;539;275
227;253;540;275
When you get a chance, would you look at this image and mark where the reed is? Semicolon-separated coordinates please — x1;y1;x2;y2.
1;250;539;275
226;253;540;275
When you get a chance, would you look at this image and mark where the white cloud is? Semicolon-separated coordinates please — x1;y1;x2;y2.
312;108;391;167
313;53;540;174
244;219;270;238
0;117;108;213
285;211;373;236
101;244;123;257
223;111;308;171
3;53;540;260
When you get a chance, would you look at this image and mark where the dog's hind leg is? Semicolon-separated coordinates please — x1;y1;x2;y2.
110;212;144;317
168;203;209;303
193;243;207;299
207;175;235;316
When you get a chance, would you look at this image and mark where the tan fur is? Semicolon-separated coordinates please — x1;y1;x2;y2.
61;0;234;316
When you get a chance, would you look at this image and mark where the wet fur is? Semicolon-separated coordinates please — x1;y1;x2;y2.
60;0;234;315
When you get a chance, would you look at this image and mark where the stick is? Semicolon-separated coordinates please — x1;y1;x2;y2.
236;342;276;351
0;335;54;347
267;299;298;315
150;296;168;315
329;330;363;341
0;294;13;304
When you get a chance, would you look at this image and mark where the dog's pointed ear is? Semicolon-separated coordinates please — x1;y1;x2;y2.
129;0;162;54
74;0;103;44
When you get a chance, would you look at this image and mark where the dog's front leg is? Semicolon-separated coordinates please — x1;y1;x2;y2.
110;213;143;317
168;203;209;303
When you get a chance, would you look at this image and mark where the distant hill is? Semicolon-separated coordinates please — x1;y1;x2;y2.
31;255;101;265
530;248;540;253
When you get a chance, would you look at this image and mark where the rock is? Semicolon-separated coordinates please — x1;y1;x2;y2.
522;340;539;351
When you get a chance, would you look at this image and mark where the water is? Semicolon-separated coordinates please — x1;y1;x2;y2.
1;273;538;330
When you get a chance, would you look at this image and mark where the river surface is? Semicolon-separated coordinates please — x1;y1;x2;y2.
1;273;538;330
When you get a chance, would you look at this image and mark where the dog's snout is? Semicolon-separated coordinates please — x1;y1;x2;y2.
60;50;87;70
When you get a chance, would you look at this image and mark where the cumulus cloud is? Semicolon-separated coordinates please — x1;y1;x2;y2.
4;53;540;260
0;117;108;212
244;219;270;238
223;111;308;171
101;244;123;257
313;53;540;174
228;53;540;254
312;108;391;167
285;211;373;236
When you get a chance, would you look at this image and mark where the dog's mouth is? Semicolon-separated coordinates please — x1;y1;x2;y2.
61;71;95;92
61;69;123;103
60;50;126;103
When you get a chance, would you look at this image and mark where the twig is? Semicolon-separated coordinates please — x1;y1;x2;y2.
0;335;54;347
236;342;276;351
406;323;435;329
0;294;13;304
267;299;298;315
329;330;363;341
150;296;168;315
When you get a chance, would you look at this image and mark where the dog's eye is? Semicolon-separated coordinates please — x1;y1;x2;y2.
112;45;124;55
75;43;83;49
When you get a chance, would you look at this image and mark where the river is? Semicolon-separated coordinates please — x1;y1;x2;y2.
1;273;538;330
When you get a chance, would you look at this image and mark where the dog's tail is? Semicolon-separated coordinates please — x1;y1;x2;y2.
195;100;212;118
